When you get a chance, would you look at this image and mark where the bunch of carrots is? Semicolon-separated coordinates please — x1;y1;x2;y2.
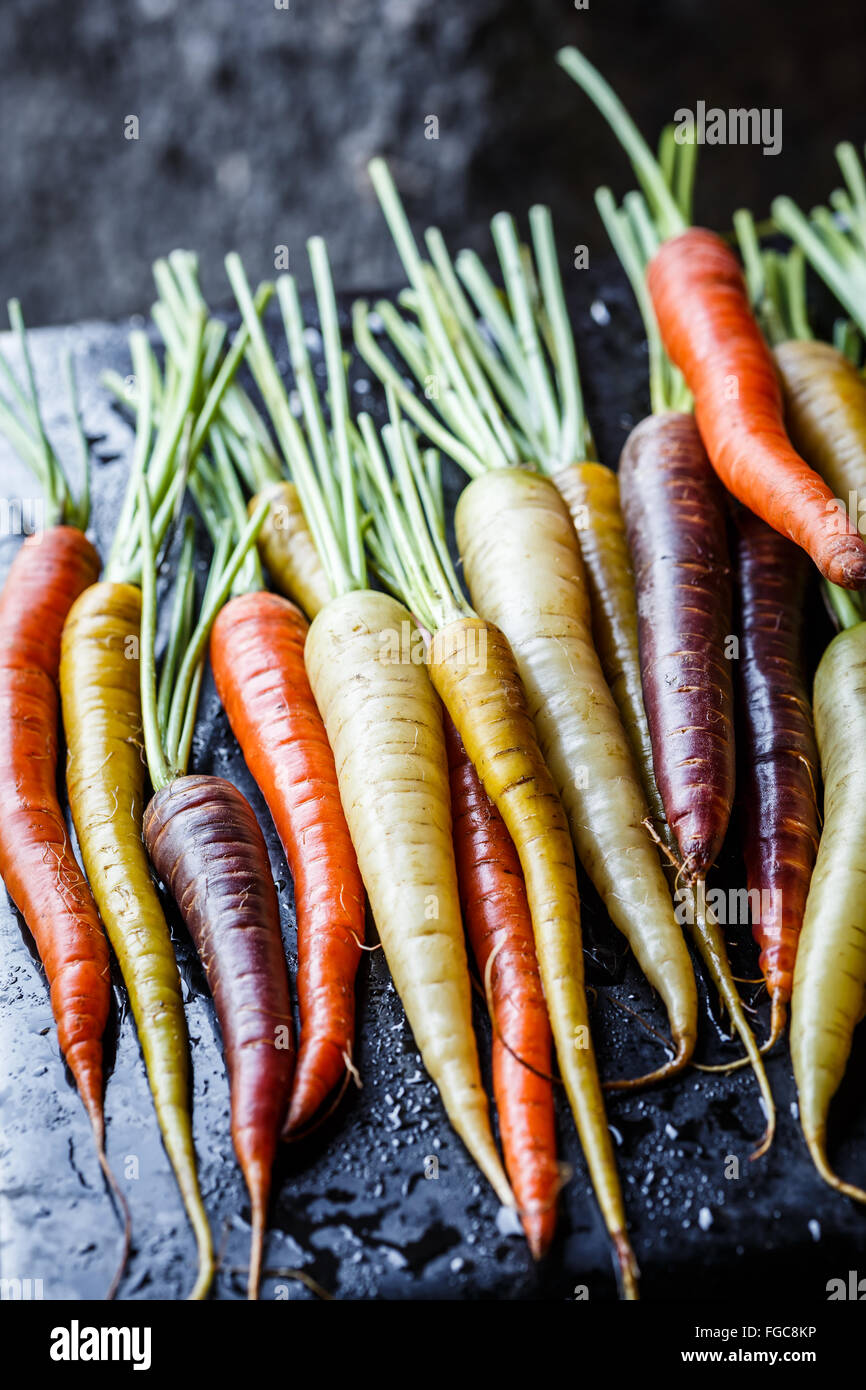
3;44;866;1304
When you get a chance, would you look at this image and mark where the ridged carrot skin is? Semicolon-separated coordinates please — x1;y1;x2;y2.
60;580;213;1300
210;590;364;1133
774;339;866;537
456;467;697;1087
619;412;735;878
554;462;666;832
736;509;819;1044
305;589;513;1210
444;715;558;1260
0;528;107;1131
791;621;866;1202
143;774;294;1299
251;481;333;620
427;615;637;1297
557;454;772;1095
647;229;866;589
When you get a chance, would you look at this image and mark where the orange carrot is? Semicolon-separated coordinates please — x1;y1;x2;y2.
444;715;559;1260
0;301;132;1292
557;46;866;590
0;528;106;1128
647;230;866;588
210;590;365;1133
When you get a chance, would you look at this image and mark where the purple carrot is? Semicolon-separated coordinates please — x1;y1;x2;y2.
619;411;735;879
144;773;294;1298
736;507;820;1049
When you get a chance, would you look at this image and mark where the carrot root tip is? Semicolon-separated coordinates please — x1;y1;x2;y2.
603;1034;693;1092
805;1133;866;1204
614;1234;640;1301
762;998;787;1055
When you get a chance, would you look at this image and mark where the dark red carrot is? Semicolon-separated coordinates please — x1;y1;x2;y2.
143;774;293;1299
620;416;775;1145
210;590;365;1134
736;509;820;1048
619;413;735;878
444;715;558;1260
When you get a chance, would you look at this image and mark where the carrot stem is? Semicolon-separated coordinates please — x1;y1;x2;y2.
0;302;90;528
773;194;866;340
164;501;268;775
556;47;686;241
157;519;197;735
361;161;595;474
139;474;268;792
138;478;175;791
226;252;359;597
824;580;865;632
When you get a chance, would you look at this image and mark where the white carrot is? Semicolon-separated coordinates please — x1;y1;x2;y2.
791;607;866;1203
225;244;513;1210
355;159;698;1086
354;394;639;1297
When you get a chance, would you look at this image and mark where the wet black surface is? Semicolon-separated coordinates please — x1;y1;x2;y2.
2;275;866;1303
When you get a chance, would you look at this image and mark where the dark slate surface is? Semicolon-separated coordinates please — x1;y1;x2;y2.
1;281;865;1303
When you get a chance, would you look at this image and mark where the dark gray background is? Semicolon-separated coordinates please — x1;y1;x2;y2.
1;0;864;326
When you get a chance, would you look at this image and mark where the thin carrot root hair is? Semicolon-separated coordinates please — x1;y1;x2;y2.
695;994;788;1072
604;1037;692;1093
600;991;691;1091
640;815;700;899
348;931;382;952
641;816;682;874
342;1047;362;1090
676;852;701;893
480;937;562;1086
606;992;676;1048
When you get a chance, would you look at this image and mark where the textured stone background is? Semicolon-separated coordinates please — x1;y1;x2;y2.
0;0;864;324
